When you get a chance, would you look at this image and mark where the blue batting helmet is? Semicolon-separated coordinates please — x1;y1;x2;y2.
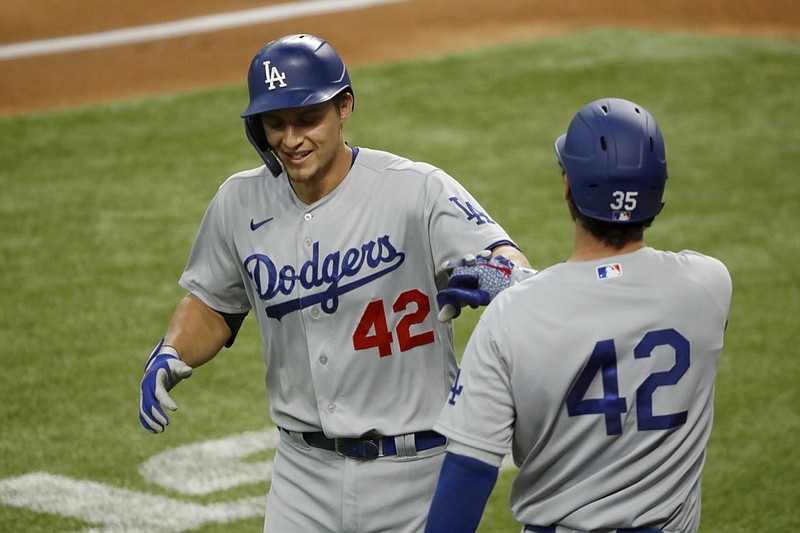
554;98;667;223
241;34;353;176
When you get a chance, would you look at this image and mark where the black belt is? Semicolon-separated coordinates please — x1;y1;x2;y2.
279;427;446;459
525;526;662;533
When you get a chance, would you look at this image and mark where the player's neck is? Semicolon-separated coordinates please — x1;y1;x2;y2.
568;225;645;262
290;144;353;205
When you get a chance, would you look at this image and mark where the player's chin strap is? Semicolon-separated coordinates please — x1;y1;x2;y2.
244;117;283;177
436;250;537;322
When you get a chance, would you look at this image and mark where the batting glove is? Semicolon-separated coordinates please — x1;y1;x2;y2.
436;250;535;322
138;338;193;433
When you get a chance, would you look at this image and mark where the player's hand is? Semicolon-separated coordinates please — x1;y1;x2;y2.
138;339;193;433
436;250;516;322
436;251;536;321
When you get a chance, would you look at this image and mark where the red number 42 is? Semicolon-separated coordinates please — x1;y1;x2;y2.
352;289;435;357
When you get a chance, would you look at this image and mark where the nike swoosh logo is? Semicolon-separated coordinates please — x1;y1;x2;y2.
250;217;274;231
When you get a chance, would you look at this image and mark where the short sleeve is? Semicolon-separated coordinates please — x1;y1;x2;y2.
179;190;251;314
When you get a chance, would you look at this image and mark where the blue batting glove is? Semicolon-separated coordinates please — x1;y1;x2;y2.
436;251;516;322
138;339;193;433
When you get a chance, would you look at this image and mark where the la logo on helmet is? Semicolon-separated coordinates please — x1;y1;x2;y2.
262;61;287;91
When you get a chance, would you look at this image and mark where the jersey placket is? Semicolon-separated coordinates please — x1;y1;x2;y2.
296;208;340;432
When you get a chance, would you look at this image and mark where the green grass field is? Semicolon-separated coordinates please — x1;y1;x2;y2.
1;28;798;532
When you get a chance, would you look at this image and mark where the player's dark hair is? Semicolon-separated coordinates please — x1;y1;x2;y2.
564;175;653;250
332;90;354;109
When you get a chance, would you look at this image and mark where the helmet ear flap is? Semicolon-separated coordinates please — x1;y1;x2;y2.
244;116;282;177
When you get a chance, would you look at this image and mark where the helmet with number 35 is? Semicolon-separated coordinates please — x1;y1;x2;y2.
554;98;667;223
241;34;353;176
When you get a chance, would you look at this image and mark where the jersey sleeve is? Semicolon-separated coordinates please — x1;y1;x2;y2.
179;187;251;315
434;301;516;457
679;250;733;320
424;169;517;267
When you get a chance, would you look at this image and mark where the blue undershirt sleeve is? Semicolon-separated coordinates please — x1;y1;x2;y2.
424;452;499;533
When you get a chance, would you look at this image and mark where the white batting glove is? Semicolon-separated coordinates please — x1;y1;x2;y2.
436;250;536;322
138;339;193;433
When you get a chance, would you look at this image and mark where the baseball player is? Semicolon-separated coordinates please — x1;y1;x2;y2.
137;34;531;532
425;98;732;533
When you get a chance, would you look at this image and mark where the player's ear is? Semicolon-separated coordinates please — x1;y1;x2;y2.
338;92;354;122
563;173;571;200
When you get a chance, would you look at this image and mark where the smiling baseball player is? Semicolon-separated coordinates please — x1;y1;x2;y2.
425;98;732;533
138;34;531;532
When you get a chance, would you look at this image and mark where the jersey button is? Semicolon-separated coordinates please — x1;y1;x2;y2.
319;355;328;365
327;404;336;413
304;237;312;247
303;213;313;221
310;307;320;318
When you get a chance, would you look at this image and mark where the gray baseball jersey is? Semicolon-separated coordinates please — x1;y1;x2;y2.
435;247;732;532
179;147;515;438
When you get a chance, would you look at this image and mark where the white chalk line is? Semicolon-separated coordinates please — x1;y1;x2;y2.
0;427;516;530
0;0;405;61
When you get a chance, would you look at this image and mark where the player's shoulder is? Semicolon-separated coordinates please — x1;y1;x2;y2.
654;248;732;303
659;249;730;278
673;248;725;264
218;165;272;190
207;165;288;213
213;165;283;201
354;147;442;177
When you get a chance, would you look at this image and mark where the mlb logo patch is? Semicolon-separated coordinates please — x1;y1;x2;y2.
597;263;623;280
612;211;632;221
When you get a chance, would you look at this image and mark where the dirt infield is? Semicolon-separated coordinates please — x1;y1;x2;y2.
1;0;798;116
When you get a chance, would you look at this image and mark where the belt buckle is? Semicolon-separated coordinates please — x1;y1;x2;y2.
335;437;382;459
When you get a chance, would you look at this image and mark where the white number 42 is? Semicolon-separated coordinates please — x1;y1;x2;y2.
610;190;638;210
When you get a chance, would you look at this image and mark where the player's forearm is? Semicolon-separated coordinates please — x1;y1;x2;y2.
491;244;532;270
164;293;231;367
